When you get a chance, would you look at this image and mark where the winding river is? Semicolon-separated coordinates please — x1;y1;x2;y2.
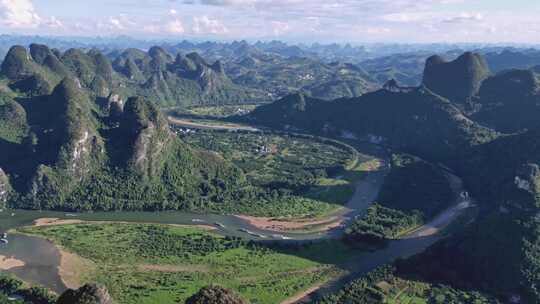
0;119;475;301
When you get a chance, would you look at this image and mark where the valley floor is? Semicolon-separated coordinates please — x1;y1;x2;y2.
16;222;359;304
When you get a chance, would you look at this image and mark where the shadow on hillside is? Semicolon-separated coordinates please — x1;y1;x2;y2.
258;234;440;274
302;183;354;206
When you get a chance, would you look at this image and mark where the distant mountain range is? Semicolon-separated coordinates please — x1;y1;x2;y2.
0;44;264;108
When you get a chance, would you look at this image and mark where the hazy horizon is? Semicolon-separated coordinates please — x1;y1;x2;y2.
1;0;539;44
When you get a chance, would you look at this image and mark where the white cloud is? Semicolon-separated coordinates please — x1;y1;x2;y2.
271;21;290;36
109;17;125;30
0;0;65;31
443;12;484;24
0;0;42;28
166;19;185;34
43;16;64;28
192;15;228;34
185;0;257;5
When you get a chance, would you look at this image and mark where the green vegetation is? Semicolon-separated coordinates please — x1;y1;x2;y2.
0;44;370;217
247;87;498;161
473;69;540;133
0;273;56;304
377;154;453;219
0;98;28;143
317;265;499;304
346;204;423;242
175;104;259;118
7;84;255;215
57;284;113;304
182;130;367;216
185;285;247;304
20;223;347;304
422;52;490;105
345;154;454;242
228;53;377;100
183;131;354;191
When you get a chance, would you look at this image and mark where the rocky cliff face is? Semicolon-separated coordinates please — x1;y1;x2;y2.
185;285;248;304
423;52;490;104
0;45;35;80
28;78;105;204
0;168;10;204
50;78;104;178
57;284;114;304
121;96;171;177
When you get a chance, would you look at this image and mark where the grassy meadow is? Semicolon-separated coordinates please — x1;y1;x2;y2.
19;223;359;304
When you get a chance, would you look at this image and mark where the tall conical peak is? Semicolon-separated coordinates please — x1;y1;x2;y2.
148;46;169;59
422;52;490;103
30;43;53;65
51;77;84;102
425;55;446;67
211;60;225;74
1;45;33;79
186;52;208;66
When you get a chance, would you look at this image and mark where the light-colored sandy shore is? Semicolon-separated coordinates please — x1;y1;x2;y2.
33;218;84;227
280;284;324;304
58;249;95;290
235;214;343;232
168;117;259;131
0;255;25;270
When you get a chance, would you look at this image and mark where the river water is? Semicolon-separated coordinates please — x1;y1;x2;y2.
0;121;473;299
0;162;388;294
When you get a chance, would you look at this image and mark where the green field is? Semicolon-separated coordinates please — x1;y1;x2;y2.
19;223;358;304
175;104;260;117
183;131;367;215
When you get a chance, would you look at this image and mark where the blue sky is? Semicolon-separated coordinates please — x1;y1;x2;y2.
1;0;539;43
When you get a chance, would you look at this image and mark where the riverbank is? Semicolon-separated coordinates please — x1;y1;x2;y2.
58;248;94;290
17;222;338;304
235;214;343;233
168;116;259;131
33;218;84;227
0;255;25;270
30;218;218;231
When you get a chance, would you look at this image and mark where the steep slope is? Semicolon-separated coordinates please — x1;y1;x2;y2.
0;168;10;205
0;96;28;143
423;52;490;105
1;45;61;95
185;286;248;304
57;284;113;304
472;69;540;132
0;45;35;80
120;96;172;177
249;86;497;161
0;73;252;211
390;128;540;303
27;77;105;208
